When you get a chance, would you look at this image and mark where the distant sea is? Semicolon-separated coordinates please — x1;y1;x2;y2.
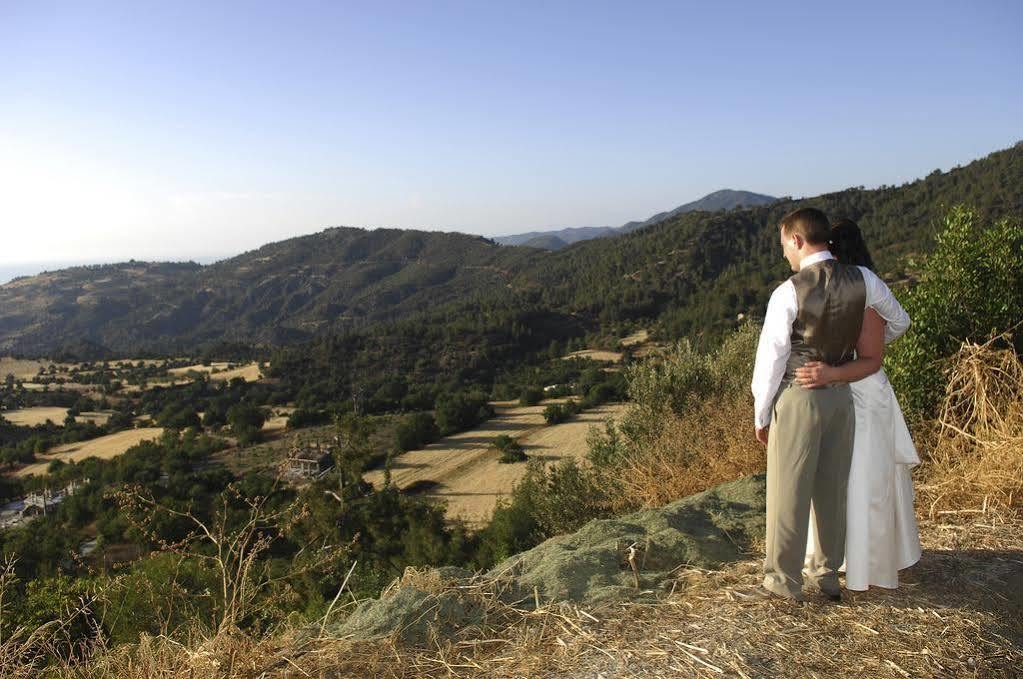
0;255;229;285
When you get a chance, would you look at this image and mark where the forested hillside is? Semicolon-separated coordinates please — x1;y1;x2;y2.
1;143;1020;362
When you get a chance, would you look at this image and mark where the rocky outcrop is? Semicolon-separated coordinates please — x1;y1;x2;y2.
331;474;766;645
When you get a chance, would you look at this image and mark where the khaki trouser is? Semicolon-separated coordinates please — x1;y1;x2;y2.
763;382;855;599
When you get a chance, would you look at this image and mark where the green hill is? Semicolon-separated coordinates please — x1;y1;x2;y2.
1;143;1020;360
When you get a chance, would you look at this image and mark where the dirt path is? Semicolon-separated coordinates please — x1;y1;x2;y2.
363;401;628;528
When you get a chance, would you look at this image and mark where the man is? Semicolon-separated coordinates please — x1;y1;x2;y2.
750;207;909;602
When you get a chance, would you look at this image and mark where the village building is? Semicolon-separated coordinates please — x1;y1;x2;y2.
282;440;335;480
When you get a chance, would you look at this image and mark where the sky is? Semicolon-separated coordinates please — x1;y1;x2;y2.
1;1;1021;275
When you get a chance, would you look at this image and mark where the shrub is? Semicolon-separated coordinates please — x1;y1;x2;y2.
395;412;440;451
886;206;1023;419
287;407;330;430
492;435;527;463
434;391;493;436
227;402;266;444
518;386;544;406
543;403;569;425
587;321;764;511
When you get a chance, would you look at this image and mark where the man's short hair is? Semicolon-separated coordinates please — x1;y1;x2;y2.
779;207;831;245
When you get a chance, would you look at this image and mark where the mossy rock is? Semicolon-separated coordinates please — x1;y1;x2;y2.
330;566;480;645
485;473;766;606
330;475;766;643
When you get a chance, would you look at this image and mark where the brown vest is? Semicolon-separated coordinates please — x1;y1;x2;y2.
783;258;867;383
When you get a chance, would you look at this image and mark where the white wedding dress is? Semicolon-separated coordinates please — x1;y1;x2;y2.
806;367;922;590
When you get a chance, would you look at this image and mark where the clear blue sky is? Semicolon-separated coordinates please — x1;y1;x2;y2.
1;0;1020;270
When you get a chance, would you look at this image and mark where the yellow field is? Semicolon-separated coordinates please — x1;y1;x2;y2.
620;328;650;346
2;406;69;426
18;382;97;394
262;407;294;433
0;357;56;380
13;427;164;477
363;401;628;528
562;349;623;362
168;362;263;382
1;407;113;427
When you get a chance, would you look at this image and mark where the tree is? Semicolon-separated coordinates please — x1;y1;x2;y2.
227;403;266;445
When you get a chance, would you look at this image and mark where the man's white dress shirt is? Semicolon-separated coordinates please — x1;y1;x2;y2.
750;251;910;430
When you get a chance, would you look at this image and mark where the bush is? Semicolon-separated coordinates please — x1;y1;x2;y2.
586;322;765;512
887;206;1023;418
492;434;527;463
473;458;613;567
227;402;266;444
543;403;569;425
287;407;330;430
156;405;200;431
625;338;713;418
395;412;440;451
518;386;544;406
434;391;493;436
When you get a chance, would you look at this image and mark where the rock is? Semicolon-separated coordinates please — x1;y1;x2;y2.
331;475;766;644
486;473;766;606
329;566;481;645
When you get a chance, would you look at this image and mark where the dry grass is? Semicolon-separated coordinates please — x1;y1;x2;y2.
561;349;623;363
0;357;57;380
12;427;164;477
21;506;1018;678
619;329;649;347
1;407;71;427
0;408;112;427
5;340;1021;677
168;362;263;383
916;337;1023;516
604;391;766;512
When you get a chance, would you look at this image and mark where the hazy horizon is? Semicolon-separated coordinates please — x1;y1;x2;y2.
3;1;1021;267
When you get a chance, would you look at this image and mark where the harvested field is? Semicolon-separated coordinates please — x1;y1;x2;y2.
363;401;628;528
262;407;295;433
620;328;649;346
168;361;263;382
0;357;56;379
1;406;70;426
78;410;113;425
562;349;623;363
12;427;164;477
18;382;97;393
1;407;112;427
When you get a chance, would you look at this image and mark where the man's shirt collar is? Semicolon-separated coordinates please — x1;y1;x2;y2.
799;250;835;270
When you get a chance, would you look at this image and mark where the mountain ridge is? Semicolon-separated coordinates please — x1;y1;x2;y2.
1;144;1020;357
493;189;777;249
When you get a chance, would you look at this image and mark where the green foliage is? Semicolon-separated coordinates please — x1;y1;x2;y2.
887;206;1023;418
434;391;494;436
286;407;331;430
4;573;99;646
492;434;527;463
625;322;758;419
625;339;713;417
549;399;583;424
227;402;266;444
518;386;544;406
542;402;569;424
474;458;612;567
595;322;760;468
395;411;440;452
157;404;200;430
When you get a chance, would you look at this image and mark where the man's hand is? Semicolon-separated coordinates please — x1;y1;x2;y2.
755;426;769;445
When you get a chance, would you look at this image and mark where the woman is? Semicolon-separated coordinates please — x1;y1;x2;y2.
796;219;921;591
